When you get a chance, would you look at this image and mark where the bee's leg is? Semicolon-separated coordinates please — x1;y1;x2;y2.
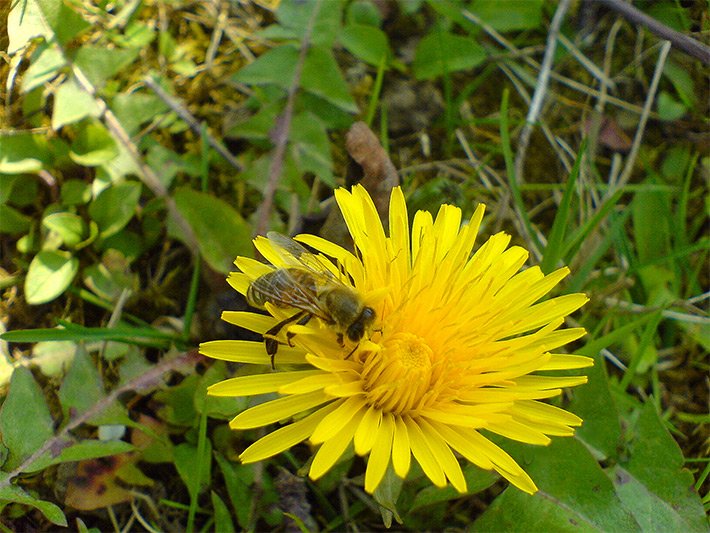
336;332;344;347
345;343;359;360
264;311;308;368
285;312;312;347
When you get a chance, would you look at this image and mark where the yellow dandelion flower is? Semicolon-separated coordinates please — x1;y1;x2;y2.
200;185;593;495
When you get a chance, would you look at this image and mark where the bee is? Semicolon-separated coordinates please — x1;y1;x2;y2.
246;233;376;368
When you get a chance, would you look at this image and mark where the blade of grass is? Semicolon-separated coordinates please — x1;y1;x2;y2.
365;53;387;128
186;408;209;533
1;323;177;348
562;188;624;262
567;208;632;293
499;89;541;254
619;310;663;390
541;139;587;273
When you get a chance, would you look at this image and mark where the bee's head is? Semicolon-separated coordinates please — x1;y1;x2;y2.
346;306;376;342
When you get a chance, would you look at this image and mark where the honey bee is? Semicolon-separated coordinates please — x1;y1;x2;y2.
246;233;376;367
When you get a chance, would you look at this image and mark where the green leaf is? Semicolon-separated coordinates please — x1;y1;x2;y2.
632;182;671;264
24;439;135;473
409;465;498;512
0;133;51;174
171;188;253;274
214;453;255;530
0;324;174;347
474;438;640;531
24;250;79;304
468;0;544;32
7;0;90;54
657;91;687;121
58;348;105;421
290;111;334;186
70;121;119;166
302;46;358;113
60;179;91;206
269;0;342;47
611;403;707;532
52;76;101;129
568;354;622;460
42;212;86;247
72;45;139;88
0;367;54;470
413;30;486;80
88;181;141;238
211;491;236;533
174;440;212;500
233;45;298;88
0;205;31;235
111;91;169;136
21;42;66;93
0;485;67;527
346;0;383;26
663;61;696;109
340;24;391;66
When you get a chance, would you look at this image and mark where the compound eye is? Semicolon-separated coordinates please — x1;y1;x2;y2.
347;322;364;342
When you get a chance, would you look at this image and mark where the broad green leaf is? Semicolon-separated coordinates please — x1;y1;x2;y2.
645;1;691;32
111;92;168;136
413;30;486;80
24;439;134;473
42;212;86;247
24;250;79;304
7;0;89;54
70;121;119;166
52;76;100;129
0;367;54;470
21;42;66;93
88;181;141;238
225;99;282;141
232;45;298;88
31;340;77;377
301;45;358;113
568;353;621;460
474;438;639;532
0;485;67;526
468;0;544;32
195;362;245;419
289;111;334;186
0;205;31;235
58;348;105;421
171;188;253;274
72;45;139;88
346;0;383;26
408;465;498;512
657;91;687;121
0;175;19;204
211;491;236;533
0;133;51;174
60;179;91;205
174;440;212;500
611;403;707;532
663;61;696;109
340;24;392;66
153;374;199;427
266;0;342;47
214;453;255;530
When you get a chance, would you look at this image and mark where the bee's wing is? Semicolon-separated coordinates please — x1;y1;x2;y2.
250;268;332;320
267;232;344;282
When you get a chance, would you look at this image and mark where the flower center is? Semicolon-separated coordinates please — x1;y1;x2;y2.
360;332;436;414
